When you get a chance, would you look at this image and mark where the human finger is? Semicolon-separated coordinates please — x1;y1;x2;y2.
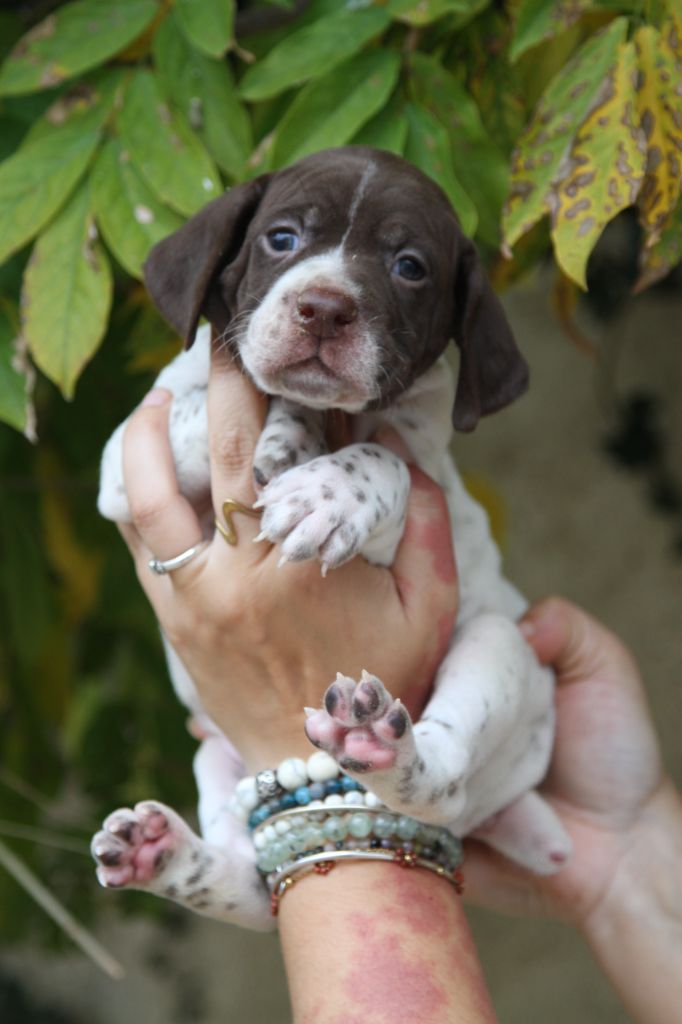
207;341;268;555
122;388;206;579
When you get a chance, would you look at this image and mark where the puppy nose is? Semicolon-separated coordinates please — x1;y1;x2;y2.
295;288;357;339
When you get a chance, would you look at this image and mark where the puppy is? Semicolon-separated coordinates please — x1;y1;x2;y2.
92;147;571;931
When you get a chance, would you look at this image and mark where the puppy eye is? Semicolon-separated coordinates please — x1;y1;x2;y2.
266;229;300;253
393;255;426;282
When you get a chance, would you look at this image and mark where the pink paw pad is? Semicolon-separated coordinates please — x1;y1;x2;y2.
91;802;178;889
305;671;413;773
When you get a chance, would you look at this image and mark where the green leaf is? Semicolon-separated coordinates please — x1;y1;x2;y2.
0;304;31;435
22;181;113;398
91;138;183;278
153;14;251;180
351;94;408;155
408;52;508;244
239;6;391;102
510;0;593;63
634;22;682;244
502;17;628;252
175;0;234;58
272;49;400;167
116;69;222;216
551;41;647;288
0;0;159;97
403;103;478;235
388;0;490;28
0;77;115;265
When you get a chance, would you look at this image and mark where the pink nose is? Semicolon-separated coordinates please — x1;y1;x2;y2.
295;287;358;340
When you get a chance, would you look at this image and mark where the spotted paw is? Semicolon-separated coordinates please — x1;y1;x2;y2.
254;446;408;572
91;800;195;890
305;670;414;772
252;400;326;490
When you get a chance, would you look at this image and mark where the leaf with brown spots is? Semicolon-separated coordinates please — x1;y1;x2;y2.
0;74;116;265
634;22;682;244
635;195;682;290
116;69;222;217
551;41;646;288
502;17;628;252
0;0;158;97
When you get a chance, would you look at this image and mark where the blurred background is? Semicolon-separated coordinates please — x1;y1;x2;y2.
0;1;680;1020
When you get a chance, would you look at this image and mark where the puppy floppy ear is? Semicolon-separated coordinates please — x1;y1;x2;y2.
452;240;529;432
143;175;270;346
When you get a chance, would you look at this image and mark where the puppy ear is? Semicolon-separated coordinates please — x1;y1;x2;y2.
143;176;270;346
452;241;529;432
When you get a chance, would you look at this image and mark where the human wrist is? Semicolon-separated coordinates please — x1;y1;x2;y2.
580;778;682;1024
279;861;496;1024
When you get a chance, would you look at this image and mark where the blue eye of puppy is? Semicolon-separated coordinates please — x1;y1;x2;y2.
267;229;299;253
393;255;425;281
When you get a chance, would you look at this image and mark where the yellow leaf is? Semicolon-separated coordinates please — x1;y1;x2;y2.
551;41;646;288
634;24;682;244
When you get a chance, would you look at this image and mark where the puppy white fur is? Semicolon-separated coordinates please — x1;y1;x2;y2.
92;148;571;931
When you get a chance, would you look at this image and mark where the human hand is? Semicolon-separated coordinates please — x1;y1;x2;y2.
117;342;458;773
463;596;675;933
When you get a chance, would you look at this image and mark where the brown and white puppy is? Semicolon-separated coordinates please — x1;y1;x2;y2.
93;147;570;932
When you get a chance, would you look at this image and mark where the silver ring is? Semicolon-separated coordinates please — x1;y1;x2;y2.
148;542;206;575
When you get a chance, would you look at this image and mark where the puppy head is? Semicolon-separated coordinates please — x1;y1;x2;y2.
144;146;528;429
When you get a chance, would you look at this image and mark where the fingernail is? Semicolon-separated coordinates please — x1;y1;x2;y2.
141;388;171;408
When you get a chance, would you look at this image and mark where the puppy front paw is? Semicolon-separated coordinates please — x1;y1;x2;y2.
255;447;408;572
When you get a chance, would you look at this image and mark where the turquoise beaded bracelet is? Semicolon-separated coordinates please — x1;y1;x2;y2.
254;805;464;877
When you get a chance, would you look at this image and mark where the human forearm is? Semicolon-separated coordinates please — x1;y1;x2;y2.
279;861;497;1024
581;779;682;1024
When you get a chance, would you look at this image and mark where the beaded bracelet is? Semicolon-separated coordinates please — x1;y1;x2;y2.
228;752;356;827
269;848;465;916
253;805;463;876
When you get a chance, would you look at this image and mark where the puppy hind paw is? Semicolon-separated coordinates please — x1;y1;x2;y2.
91;800;193;890
471;790;573;876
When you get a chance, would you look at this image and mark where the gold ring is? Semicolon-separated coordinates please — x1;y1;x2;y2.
215;498;261;546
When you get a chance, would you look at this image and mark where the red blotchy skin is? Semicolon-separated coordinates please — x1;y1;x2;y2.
404;467;458;586
341;915;448;1024
377;870;451;941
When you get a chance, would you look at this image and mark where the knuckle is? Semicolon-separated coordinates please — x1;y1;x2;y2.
128;494;167;531
210;425;258;478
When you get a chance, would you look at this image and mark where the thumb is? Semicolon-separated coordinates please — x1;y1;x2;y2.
520;597;637;688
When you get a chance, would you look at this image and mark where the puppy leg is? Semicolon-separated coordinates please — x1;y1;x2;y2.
255;444;410;571
91;738;273;931
97;330;211;522
306;614;557;839
470;790;572;875
252;398;327;489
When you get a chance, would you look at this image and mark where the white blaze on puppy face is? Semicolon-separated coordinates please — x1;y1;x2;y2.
240;249;382;412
